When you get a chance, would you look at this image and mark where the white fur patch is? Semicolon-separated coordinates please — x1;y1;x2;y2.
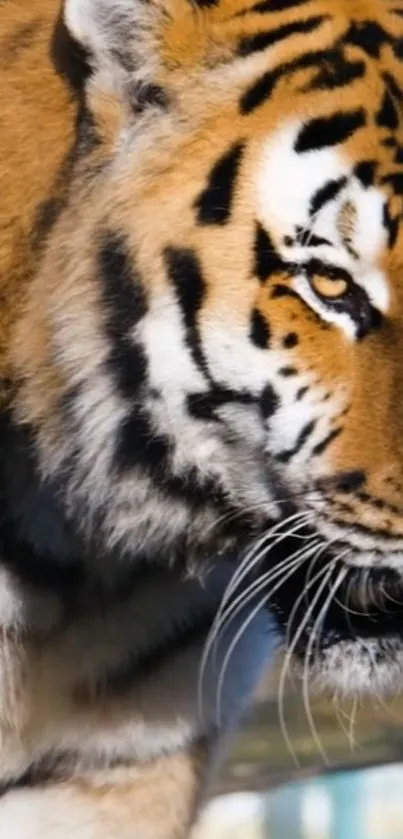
255;120;390;338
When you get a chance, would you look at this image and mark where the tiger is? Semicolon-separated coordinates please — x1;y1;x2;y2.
1;0;403;835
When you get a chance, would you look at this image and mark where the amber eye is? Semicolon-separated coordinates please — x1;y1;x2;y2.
310;273;349;300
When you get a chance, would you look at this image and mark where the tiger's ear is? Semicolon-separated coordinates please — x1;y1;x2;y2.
63;0;182;128
64;0;220;93
64;0;155;78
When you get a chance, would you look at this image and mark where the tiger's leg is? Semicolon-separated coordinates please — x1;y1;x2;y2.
0;744;209;839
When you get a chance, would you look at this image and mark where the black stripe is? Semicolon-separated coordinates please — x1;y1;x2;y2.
376;91;399;130
191;0;219;5
297;231;332;248
240;47;345;114
254;224;286;281
383;203;399;249
32;106;100;252
354;161;377;188
164;247;208;376
311;427;341;457
237;15;326;57
345;20;391;60
242;0;310;13
296;385;309;400
250;309;270;348
195;143;245;225
260;384;279;419
99;232;149;399
99;232;147;336
309;177;347;217
295;110;365;153
382;172;403;195
334;470;366;493
383;71;403;104
303;53;365;93
187;388;255;421
115;405;228;508
115;409;171;475
275;420;316;463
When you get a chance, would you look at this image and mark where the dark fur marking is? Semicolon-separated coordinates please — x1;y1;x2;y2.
382;136;397;148
302;234;332;248
382;172;403;195
99;232;149;398
132;83;169;113
383;72;403;104
240;48;362;114
195;143;245;225
115;409;171;474
295;110;365;153
376;92;399;130
164;247;209;382
311;427;341;457
296;385;309;400
254;225;287;281
187;388;255;422
383;203;399;249
99;233;147;335
165;248;205;331
276;420;316;463
309;177;347;217
270;284;298;300
278;366;298;377
260;385;279;419
296;228;332;248
335;471;366;493
283;332;299;349
243;0;310;12
304;52;365;92
345;21;390;60
32;108;100;251
237;16;326;57
250;309;270;348
354;161;377;188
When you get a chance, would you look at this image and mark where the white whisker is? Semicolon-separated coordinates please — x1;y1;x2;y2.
302;562;348;764
277;557;336;765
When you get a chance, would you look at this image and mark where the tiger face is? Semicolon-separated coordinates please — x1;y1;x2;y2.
12;0;403;696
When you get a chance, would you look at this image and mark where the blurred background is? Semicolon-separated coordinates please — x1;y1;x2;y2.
193;654;403;838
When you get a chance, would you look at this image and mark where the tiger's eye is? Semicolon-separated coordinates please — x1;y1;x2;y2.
310;274;349;300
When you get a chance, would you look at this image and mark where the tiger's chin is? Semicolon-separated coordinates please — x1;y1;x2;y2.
269;554;403;697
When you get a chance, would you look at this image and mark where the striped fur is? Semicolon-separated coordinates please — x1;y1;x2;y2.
2;0;403;834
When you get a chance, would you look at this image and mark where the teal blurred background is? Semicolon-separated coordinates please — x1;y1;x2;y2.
194;764;403;838
193;656;403;838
